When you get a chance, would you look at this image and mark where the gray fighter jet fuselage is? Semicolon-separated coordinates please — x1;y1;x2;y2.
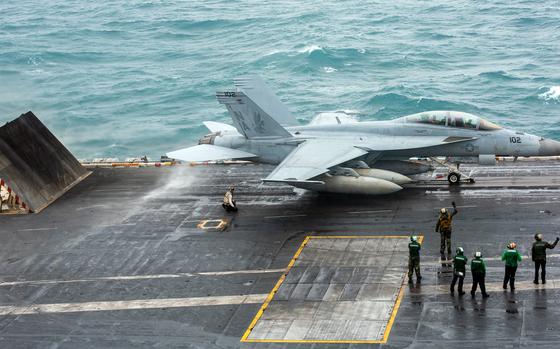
169;77;560;195
210;116;557;163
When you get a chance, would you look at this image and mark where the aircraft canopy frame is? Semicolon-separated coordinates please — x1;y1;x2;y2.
399;111;502;131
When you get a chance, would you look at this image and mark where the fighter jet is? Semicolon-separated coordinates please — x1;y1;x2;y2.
168;77;560;195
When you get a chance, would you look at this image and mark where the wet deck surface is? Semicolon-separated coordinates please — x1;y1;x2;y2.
1;161;560;348
244;236;409;343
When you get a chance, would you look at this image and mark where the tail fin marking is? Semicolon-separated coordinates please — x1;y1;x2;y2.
216;91;292;139
233;76;299;127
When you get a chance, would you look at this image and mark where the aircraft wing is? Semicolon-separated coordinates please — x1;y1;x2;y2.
263;139;369;182
167;144;256;162
263;135;477;183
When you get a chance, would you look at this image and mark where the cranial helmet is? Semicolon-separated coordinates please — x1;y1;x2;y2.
456;247;464;254
535;233;543;241
475;251;482;258
440;208;448;215
410;236;418;242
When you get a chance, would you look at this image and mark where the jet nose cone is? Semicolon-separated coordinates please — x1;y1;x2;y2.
539;138;560;156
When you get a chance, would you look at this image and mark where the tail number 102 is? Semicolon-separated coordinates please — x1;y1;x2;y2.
509;137;522;143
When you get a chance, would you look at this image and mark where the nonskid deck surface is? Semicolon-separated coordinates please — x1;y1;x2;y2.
1;161;560;348
243;236;411;344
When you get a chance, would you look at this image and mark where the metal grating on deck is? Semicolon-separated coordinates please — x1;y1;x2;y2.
241;236;412;344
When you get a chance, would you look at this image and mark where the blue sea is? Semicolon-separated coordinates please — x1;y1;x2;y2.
1;0;559;159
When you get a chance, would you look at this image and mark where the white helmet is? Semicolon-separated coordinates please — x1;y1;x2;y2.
475;251;482;258
535;233;543;241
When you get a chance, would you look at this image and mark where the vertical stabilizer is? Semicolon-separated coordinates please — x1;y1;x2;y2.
233;76;299;127
216;90;293;139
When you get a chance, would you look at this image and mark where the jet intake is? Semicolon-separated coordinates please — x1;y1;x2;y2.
478;154;496;166
292;175;402;195
354;168;412;185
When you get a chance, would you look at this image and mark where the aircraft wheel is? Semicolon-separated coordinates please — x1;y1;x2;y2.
448;172;461;185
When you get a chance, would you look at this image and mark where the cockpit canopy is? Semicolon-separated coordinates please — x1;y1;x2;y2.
399;111;501;131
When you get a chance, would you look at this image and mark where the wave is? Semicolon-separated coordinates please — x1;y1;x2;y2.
162;18;239;31
42;51;109;63
414;31;455;40
254;45;367;69
298;45;324;54
104;18;240;32
71;28;126;37
478;71;521;81
0;69;19;76
509;17;540;26
507;16;557;27
539;86;560;102
367;15;404;25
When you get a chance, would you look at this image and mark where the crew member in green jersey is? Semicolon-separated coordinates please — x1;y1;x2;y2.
408;236;422;283
471;252;490;298
502;242;522;291
450;247;467;296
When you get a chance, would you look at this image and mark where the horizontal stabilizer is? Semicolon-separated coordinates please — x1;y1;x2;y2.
167;144;256;162
203;121;238;133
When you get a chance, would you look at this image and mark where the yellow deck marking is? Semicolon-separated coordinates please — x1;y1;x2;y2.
382;284;405;343
240;236;310;342
197;219;228;231
240;234;421;344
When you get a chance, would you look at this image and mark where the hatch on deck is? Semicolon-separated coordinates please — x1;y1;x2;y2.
0;111;90;213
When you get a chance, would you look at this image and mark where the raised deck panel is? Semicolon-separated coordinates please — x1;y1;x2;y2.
0;112;89;212
243;236;411;343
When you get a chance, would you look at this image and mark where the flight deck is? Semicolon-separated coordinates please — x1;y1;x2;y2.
1;160;560;348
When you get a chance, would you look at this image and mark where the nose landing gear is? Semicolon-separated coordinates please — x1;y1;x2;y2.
447;172;461;184
430;157;476;185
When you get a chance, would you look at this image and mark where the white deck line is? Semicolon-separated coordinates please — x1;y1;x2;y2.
0;268;286;287
0;294;268;316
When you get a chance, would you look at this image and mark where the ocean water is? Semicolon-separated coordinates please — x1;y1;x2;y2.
0;0;559;159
